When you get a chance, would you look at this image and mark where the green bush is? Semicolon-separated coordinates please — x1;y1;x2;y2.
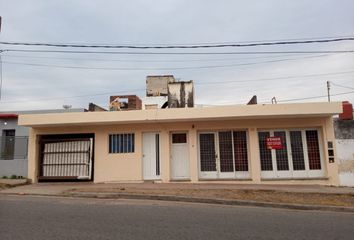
10;175;17;179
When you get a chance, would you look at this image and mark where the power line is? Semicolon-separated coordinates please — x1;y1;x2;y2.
1;88;146;104
2;70;354;104
1;37;354;49
1;53;322;63
0;54;340;71
330;82;354;90
196;70;354;85
1;49;354;55
275;90;354;103
3;35;354;46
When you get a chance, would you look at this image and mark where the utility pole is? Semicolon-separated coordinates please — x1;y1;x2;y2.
326;81;331;102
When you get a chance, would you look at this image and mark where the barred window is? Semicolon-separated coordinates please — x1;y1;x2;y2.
109;133;135;153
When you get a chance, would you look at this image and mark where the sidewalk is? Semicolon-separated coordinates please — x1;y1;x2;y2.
1;182;354;212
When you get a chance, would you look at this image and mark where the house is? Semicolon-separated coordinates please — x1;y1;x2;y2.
18;102;342;185
0;108;86;178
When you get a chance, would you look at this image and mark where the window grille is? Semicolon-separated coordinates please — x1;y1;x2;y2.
306;130;321;170
290;131;306;170
109;133;135;153
274;131;289;171
258;132;273;171
233;131;248;171
199;133;217;171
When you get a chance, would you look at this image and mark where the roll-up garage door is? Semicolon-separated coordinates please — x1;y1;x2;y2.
39;139;93;180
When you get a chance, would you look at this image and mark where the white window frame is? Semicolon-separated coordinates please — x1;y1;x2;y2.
258;128;325;179
198;130;250;180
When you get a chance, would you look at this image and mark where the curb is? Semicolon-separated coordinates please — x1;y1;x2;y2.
49;191;354;213
2;191;354;213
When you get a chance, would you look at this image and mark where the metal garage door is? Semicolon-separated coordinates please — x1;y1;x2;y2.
40;139;93;180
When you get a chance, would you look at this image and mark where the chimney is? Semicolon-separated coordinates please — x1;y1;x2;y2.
339;101;353;120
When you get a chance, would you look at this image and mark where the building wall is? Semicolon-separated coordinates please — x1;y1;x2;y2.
27;116;339;185
0;118;28;177
0;118;29;137
334;119;354;187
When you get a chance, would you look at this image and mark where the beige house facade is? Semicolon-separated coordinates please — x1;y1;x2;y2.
19;102;342;185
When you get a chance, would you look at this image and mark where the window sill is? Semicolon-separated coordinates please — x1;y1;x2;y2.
170;179;191;182
199;178;252;181
261;177;329;181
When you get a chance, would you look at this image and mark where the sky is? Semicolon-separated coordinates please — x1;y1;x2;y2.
0;0;354;111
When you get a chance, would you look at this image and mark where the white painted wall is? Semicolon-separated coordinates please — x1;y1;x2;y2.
336;139;354;187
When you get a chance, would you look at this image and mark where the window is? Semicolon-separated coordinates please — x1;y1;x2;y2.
1;129;16;160
199;130;249;177
172;133;187;144
258;132;273;171
109;133;135;153
258;129;324;179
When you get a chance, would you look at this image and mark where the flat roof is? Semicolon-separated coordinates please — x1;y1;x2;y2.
18;102;342;127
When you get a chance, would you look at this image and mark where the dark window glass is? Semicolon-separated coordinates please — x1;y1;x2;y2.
199;133;216;172
258;132;273;171
219;131;233;172
290;131;305;170
156;134;160;175
274;131;289;171
306;130;321;170
1;129;16;160
172;133;187;144
109;134;135;153
233;131;248;171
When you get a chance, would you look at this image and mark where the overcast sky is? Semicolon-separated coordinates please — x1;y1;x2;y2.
0;0;354;111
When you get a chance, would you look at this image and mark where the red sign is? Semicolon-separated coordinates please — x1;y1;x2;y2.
266;137;283;150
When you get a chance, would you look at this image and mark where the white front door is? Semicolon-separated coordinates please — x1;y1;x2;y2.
142;132;160;180
171;133;190;179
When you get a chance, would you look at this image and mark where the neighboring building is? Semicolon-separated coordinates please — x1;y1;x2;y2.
144;75;194;109
19;102;342;185
0;109;86;178
334;101;354;187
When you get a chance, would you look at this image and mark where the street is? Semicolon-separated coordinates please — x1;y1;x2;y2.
1;195;354;240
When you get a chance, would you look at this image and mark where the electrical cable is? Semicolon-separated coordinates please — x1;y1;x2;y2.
276;90;354;103
1;37;354;49
196;70;354;85
1;88;146;103
0;54;339;71
330;82;354;90
2;71;354;104
0;53;321;63
1;49;354;55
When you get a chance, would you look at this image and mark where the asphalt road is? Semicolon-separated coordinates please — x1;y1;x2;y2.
1;195;354;240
